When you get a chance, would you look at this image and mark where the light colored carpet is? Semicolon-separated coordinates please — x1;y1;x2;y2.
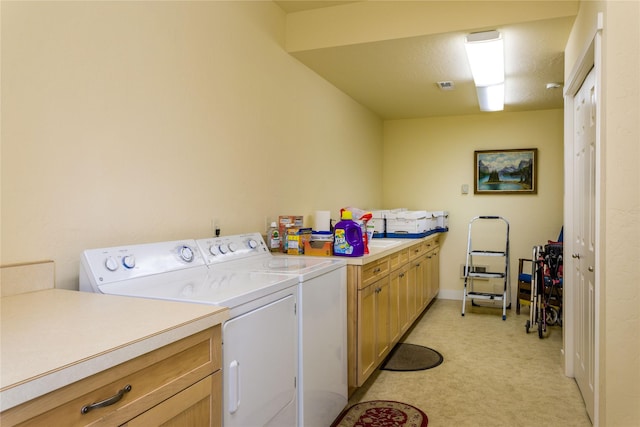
348;299;592;427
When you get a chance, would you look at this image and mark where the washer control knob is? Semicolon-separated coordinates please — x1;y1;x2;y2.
228;243;237;253
122;255;136;269
218;244;229;254
105;257;119;272
208;245;217;256
179;245;194;262
248;239;258;249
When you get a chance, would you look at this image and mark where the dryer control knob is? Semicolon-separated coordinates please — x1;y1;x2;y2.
122;255;136;269
228;243;237;253
105;257;119;272
180;245;194;262
218;244;229;254
208;245;217;256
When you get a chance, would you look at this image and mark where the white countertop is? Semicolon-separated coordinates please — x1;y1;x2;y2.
340;233;443;266
0;289;228;411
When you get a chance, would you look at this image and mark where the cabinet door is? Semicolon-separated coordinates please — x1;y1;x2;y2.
388;268;399;345
392;264;410;336
356;276;390;387
424;250;433;307
408;257;425;321
417;255;428;312
427;248;440;302
375;277;391;362
125;373;220;427
406;262;418;323
357;283;377;385
389;266;408;343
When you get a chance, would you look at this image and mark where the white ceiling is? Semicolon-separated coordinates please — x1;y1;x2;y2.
275;1;578;119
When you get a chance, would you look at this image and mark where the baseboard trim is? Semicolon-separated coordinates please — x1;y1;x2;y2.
436;289;463;300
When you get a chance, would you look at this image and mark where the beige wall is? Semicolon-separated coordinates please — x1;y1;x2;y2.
564;1;640;426
601;2;640;422
382;109;564;302
0;1;383;289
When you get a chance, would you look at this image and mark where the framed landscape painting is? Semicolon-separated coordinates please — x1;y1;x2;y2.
474;148;537;194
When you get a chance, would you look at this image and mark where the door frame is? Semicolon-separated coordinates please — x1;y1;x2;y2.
562;12;603;425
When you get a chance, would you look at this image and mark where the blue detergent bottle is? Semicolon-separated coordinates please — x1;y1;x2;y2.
333;210;365;257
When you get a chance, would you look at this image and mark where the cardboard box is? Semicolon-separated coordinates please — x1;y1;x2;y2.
286;227;312;255
433;211;449;230
279;215;304;252
386;210;430;234
303;240;333;257
370;209;406;237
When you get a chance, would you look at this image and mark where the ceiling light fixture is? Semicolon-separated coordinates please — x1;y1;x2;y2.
464;30;504;112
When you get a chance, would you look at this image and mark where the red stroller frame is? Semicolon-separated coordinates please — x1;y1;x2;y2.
525;242;563;338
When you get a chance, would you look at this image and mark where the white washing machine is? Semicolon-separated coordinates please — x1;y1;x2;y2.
79;239;299;427
196;233;348;427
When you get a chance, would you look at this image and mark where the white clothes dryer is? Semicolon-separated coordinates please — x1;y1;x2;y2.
196;233;348;427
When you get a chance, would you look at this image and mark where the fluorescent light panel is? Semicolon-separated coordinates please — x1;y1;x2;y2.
476;85;504;112
465;30;504;111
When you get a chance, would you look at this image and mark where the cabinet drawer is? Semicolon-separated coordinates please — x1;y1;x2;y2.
409;243;424;260
361;257;389;288
423;238;439;252
125;372;220;427
4;327;221;427
388;249;410;271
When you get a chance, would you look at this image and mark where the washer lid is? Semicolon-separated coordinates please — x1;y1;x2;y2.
214;255;346;281
97;269;298;309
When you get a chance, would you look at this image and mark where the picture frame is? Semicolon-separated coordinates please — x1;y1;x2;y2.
474;148;538;194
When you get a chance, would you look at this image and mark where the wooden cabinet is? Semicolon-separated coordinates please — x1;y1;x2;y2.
406;256;419;323
348;236;441;393
2;327;222;427
125;374;219;426
388;247;410;271
427;246;440;303
362;257;390;287
389;263;409;343
415;254;428;315
356;275;390;386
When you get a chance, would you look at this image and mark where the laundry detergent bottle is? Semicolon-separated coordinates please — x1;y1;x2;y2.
333;210;365;257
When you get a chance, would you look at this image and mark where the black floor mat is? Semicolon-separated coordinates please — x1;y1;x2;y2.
380;343;443;371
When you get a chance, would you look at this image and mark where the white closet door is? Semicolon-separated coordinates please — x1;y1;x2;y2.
572;67;596;421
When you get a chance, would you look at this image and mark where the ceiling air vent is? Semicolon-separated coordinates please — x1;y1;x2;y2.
437;81;455;91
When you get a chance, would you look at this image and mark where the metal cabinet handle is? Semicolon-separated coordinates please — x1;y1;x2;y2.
399;273;405;278
81;384;132;414
373;267;381;273
572;253;580;259
588;266;594;272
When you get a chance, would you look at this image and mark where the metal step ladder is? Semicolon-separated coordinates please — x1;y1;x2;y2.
461;216;510;320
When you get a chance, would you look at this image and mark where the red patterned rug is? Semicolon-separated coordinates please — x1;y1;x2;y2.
331;400;428;427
